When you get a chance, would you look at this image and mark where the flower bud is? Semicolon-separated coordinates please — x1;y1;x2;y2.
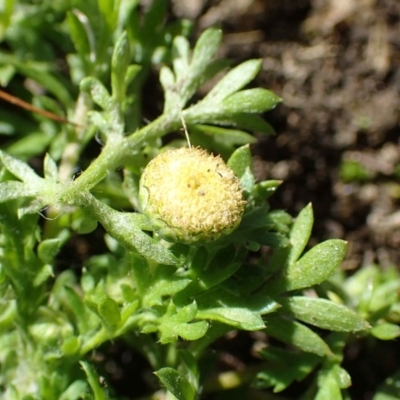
139;147;245;244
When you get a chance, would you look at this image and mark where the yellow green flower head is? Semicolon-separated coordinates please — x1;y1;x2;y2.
139;147;246;244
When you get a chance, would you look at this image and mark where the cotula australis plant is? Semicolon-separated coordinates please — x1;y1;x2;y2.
2;1;394;400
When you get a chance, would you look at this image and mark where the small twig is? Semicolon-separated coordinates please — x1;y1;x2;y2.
180;113;192;149
0;88;82;127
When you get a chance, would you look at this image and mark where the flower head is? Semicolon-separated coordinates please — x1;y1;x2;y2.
139;147;245;244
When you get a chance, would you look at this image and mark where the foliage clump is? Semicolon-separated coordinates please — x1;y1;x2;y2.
0;1;398;400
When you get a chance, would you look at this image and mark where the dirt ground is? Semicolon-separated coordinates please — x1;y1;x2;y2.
171;0;400;271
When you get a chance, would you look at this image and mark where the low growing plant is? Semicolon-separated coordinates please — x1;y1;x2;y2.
1;1;397;399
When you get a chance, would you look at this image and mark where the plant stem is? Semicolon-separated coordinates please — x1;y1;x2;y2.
59;91;92;181
79;327;109;356
61;112;180;202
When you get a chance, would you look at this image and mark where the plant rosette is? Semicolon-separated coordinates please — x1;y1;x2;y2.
139;147;246;244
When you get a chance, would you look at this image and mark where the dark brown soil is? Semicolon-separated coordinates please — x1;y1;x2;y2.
173;0;400;270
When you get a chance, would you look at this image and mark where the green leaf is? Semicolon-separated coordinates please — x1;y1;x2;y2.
264;314;332;357
331;365;351;389
267;239;347;294
111;31;130;103
222;88;282;114
227;144;255;193
176;321;209;342
141;0;167;41
80;77;112;111
280;296;369;332
287;203;314;266
227;144;252;180
43;153;58;182
178;350;199;391
155;368;196;400
196;307;265;331
191;244;240;291
172;36;190;81
80;361;107;400
316;369;343;400
371;323;400;340
0;150;42;184
64;286;90;334
198;285;279;315
0;0;15;41
0;181;38;202
98;296;121;329
188;124;256;159
176;28;223;105
216;113;275;134
38;238;62;264
6;131;53;159
98;0;120;33
61;337;81;356
190;28;222;74
120;300;139;327
67;11;91;63
33;264;54;287
81;76;123;137
256;347;319;392
143;268;191;307
74;212;98;234
0;64;15;86
161;66;180;113
205;59;262;102
88;197;177;265
368;279;400;316
250;180;281;203
230;205;289;248
157;301;208;343
160;65;175;89
59;380;88;400
13;60;73;107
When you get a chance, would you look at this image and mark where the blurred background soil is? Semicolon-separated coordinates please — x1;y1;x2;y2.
170;0;400;271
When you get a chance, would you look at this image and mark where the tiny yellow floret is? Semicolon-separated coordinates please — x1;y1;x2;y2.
139;147;245;244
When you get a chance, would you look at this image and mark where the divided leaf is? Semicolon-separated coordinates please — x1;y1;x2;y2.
156;301;209;343
0;150;43;184
205;59;262;102
267;239;347;294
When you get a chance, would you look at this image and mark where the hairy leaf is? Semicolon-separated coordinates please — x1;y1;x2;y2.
280;296;370;332
155;368;196;400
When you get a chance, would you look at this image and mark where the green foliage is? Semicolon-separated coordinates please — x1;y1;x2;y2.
0;1;392;400
340;159;372;182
